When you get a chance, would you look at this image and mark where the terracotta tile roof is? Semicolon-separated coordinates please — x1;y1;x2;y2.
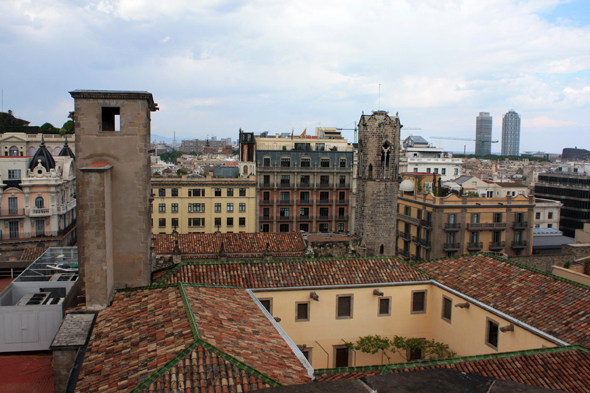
315;347;590;393
156;257;428;288
152;232;306;256
417;254;590;347
144;345;270;392
76;287;194;393
20;246;48;261
307;234;355;242
76;284;311;392
185;286;311;386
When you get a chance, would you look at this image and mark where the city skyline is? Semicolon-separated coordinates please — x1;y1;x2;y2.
0;0;589;154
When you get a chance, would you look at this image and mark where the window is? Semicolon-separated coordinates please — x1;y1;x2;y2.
486;318;499;350
171;188;178;197
548;212;553;219
188;218;205;227
259;298;272;314
300;207;309;218
515;212;524;223
408;344;424;361
316;143;325;151
338;223;345;232
441;168;446;175
404;206;411;216
171;203;178;212
171;218;178;228
448;213;456;224
320;175;329;185
188;203;204;212
471;213;480;223
301;158;311;167
34;196;44;209
300;223;309;232
281;175;290;186
300;191;310;202
281;158;291;167
319;223;329;232
536;212;541;219
454;168;459;175
320;158;330;167
215;188;222;197
227;188;234;197
159;188;166;197
339;191;346;202
336;295;353;318
319;191;330;202
296;302;310;321
339;158;346;168
334;347;349;367
159;203;166;212
215;203;221;212
339;175;346;186
280;207;290;218
426;168;431;173
261;224;270;232
279;223;290;232
263;175;270;186
280;191;290;202
239;217;246;226
262;207;270;218
262;191;270;202
214;217;221;227
158;218;166;227
413;168;419;172
227;203;234;212
442;296;452;322
493;213;503;223
434;168;439;174
263;157;271;167
300;175;310;186
319;207;329;218
239;188;246;196
239;203;246;212
338;207;345;218
411;290;426;314
547;224;553;228
227;217;233;226
301;349;311;362
8;169;21;180
102;107;120;131
378;297;391;316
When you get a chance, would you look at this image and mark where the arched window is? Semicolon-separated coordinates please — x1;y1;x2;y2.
35;196;44;209
9;146;19;156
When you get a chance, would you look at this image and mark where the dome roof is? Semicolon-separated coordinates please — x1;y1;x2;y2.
29;135;56;172
59;137;75;160
399;179;415;192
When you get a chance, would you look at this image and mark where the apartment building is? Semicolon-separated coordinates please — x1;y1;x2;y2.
151;176;256;234
255;128;354;233
399;136;463;181
0;132;75;157
0;140;77;246
397;173;534;260
534;198;562;229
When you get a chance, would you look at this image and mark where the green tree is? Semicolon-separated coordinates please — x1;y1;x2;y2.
346;335;456;364
346;335;394;363
40;122;57;134
60;120;74;135
176;168;188;177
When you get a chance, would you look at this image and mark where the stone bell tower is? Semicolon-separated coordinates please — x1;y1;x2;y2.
354;110;401;256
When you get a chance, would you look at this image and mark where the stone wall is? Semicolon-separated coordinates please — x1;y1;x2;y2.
53;348;77;393
510;243;590;272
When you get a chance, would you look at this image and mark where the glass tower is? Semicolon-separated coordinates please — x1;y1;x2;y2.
501;110;520;156
475;112;492;156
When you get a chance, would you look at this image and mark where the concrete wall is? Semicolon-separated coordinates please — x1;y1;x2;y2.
552;266;590;286
53;348;77;393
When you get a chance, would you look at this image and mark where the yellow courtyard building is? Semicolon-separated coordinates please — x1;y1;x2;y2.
151;176;256;234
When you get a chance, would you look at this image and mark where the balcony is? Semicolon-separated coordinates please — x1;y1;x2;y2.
511;240;528;249
298;215;311;220
443;223;461;231
443;242;460;251
398;214;420;226
412;236;421;245
489;241;506;250
278;215;291;220
512;221;528;229
336;183;349;189
467;242;483;251
0;221;77;242
336;215;348;220
260;200;273;205
411;254;421;262
337;199;348;204
261;182;271;188
318;199;331;204
279;182;291;188
419;220;432;229
260;215;272;221
318;215;332;220
57;199;77;214
67;199;76;211
278;200;292;205
0;208;26;218
397;248;410;259
397;231;411;241
299;182;312;188
318;183;331;188
419;239;432;249
467;222;507;231
30;208;51;217
299;199;312;205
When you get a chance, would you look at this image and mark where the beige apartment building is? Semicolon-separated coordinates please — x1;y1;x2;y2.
151;176;256;234
397;173;534;260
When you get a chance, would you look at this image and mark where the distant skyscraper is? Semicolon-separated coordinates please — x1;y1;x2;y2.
501;110;521;156
475;112;492;156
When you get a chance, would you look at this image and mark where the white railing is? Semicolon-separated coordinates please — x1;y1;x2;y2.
30;208;50;217
67;200;76;211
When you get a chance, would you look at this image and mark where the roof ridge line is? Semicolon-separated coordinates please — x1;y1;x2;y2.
129;341;199;393
179;255;398;266
314;345;586;375
116;283;179;292
179;283;201;340
199;339;282;387
154;263;183;285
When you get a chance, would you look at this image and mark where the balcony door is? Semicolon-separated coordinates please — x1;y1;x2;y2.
8;197;18;215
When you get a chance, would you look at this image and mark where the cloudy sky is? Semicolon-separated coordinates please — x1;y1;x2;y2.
1;0;589;153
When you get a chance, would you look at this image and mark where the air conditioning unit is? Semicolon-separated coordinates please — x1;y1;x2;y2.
16;292;51;306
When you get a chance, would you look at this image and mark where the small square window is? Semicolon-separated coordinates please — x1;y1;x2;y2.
102;107;120;131
239;188;246;196
171;203;178;212
158;203;166;212
171;188;178;197
378;297;391;316
548;212;553;219
259;298;272;314
215;203;221;212
486;318;499;350
281;158;291;167
411;290;426;314
442;296;452;323
296;302;310;321
279;223;290;232
336;295;353;319
263;157;271;167
320;158;330;167
214;217;221;227
227;217;233;226
301;158;311;167
171;218;178;228
158;218;166;227
239;217;246;226
227;203;234;212
339;159;346;168
215;188;222;197
159;188;166;197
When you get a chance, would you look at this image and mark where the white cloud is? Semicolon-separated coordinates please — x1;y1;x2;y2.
522;116;578;128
